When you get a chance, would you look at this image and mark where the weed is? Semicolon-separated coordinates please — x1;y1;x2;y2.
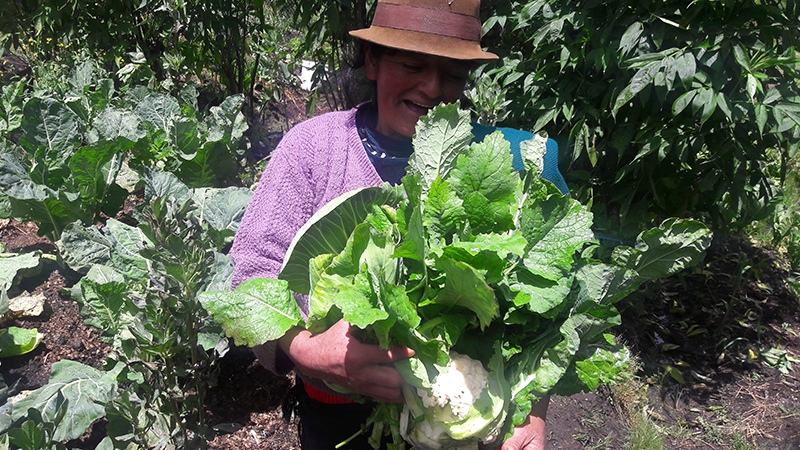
779;404;800;419
584;434;615;450
731;431;758;450
624;408;664;450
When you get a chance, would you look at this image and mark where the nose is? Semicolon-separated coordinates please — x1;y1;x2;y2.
417;69;443;100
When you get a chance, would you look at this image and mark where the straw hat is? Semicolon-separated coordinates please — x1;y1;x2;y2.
349;0;498;61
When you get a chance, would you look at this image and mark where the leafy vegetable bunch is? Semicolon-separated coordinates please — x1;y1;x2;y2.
201;104;711;449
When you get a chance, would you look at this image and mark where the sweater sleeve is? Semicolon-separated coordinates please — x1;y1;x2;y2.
229;108;380;376
230;122;318;374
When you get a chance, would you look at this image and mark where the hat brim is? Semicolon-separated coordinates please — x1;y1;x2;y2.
350;26;498;61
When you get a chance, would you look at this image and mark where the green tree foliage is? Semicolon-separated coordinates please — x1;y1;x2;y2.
480;0;800;238
0;0;265;97
273;0;375;109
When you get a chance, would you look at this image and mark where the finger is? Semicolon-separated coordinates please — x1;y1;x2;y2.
349;363;406;388
388;345;415;360
353;343;415;365
361;383;406;403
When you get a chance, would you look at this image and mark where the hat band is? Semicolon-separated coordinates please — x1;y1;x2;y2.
371;2;481;42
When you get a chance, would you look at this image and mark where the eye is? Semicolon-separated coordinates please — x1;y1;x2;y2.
446;72;467;83
401;63;422;72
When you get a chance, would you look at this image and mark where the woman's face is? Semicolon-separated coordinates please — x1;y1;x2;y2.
365;45;471;140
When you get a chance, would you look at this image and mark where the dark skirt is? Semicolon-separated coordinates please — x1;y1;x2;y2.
286;380;387;450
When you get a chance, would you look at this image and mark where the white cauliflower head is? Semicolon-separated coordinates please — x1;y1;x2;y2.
397;344;510;450
417;351;489;420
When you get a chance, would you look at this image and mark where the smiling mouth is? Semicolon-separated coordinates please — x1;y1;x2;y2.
404;100;434;115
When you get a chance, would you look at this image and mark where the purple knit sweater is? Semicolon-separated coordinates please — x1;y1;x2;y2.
230;106;382;390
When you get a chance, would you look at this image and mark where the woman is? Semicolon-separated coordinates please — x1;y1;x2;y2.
230;0;564;448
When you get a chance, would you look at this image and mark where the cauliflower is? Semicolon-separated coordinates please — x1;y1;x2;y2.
398;345;510;450
417;351;489;420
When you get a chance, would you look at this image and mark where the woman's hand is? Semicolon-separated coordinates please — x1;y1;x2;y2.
495;397;549;450
279;319;414;403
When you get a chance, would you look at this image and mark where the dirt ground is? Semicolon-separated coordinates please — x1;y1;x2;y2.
2;216;799;450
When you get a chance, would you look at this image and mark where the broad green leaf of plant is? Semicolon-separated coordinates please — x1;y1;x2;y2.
0;327;43;357
92;108;145;142
509;270;573;317
4;181;88;241
72;264;138;340
612;218;712;281
203;252;235;293
205;94;248;143
199;277;303;346
58;221;113;274
174;140;240;187
280;184;405;294
422;177;465;243
450;131;519;211
520;195;594;281
192;186;253;245
136;93;180;132
0;251;42;295
18;98;81;161
143;168;192;206
68;139;128;218
574;262;638;306
429;257;497;329
0;81;24;134
11;360;124;442
508;312;613;425
311;273;389;331
570;334;630;393
408;103;473;193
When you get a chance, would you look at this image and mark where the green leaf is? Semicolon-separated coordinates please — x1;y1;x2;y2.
11;360;123;441
423;177;465;242
205;95;248;142
746;74;759;101
449;131;519;233
612;218;712;281
430;257;497;329
715;92;732;120
71;265;137;338
613;61;660;115
510;270;572;317
280;184;405;294
520;195;593;281
19;98;81;158
0;81;24;133
694;88;716;124
672;90;697;116
143;169;192;205
92;108;144;142
675;52;696;82
618;22;643;57
312;273;389;331
408;103;473;192
69;139;128;218
0;251;42;295
755;103;768;135
59;219;151;280
192;186;253;234
575;262;637;306
199;277;303;346
0;327;42;357
5;181;88;241
135;93;180;132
